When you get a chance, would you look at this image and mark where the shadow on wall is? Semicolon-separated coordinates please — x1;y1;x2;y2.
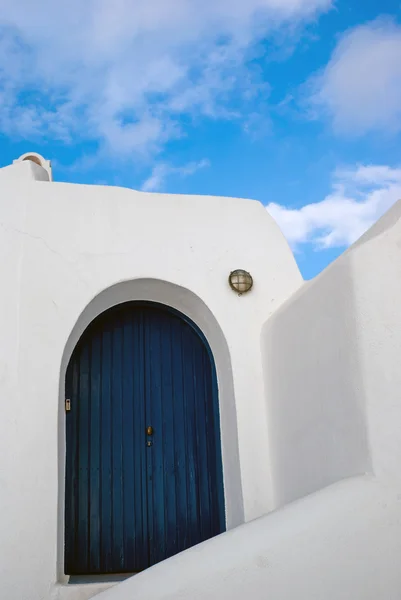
262;252;372;508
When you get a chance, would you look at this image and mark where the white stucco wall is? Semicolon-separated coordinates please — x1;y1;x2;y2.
0;161;302;600
262;199;401;509
262;249;371;507
89;475;401;600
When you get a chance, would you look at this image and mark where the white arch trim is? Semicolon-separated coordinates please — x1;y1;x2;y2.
57;278;244;581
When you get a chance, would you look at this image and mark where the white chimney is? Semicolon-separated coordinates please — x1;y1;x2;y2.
13;152;53;181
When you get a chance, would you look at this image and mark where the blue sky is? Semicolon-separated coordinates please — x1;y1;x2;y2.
1;0;401;279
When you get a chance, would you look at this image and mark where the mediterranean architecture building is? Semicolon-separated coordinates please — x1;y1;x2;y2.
1;153;401;600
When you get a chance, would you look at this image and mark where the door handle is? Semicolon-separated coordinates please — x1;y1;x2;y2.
146;426;154;436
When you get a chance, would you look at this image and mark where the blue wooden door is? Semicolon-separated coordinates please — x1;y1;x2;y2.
65;302;225;575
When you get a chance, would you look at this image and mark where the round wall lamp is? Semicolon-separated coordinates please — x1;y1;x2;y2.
228;269;253;295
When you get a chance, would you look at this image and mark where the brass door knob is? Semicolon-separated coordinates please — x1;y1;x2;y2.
146;426;154;436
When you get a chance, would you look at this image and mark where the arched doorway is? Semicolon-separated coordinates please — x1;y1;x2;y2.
64;301;225;575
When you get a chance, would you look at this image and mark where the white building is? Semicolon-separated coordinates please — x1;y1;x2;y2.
1;152;401;600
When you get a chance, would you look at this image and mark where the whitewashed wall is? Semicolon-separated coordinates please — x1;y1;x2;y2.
263;200;401;508
0;161;302;600
93;475;401;600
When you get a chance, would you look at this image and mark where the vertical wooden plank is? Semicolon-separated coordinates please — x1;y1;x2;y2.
143;309;154;567
170;317;188;555
160;313;177;560
192;337;212;543
121;312;135;571
100;326;113;573
89;332;101;572
180;323;199;550
65;354;80;573
146;307;167;566
111;316;124;572
133;308;148;571
76;341;90;573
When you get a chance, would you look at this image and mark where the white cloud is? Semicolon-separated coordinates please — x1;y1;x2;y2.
308;18;401;134
0;0;331;157
141;159;210;192
267;164;401;249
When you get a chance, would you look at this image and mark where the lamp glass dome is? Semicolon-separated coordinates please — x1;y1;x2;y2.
229;270;253;293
